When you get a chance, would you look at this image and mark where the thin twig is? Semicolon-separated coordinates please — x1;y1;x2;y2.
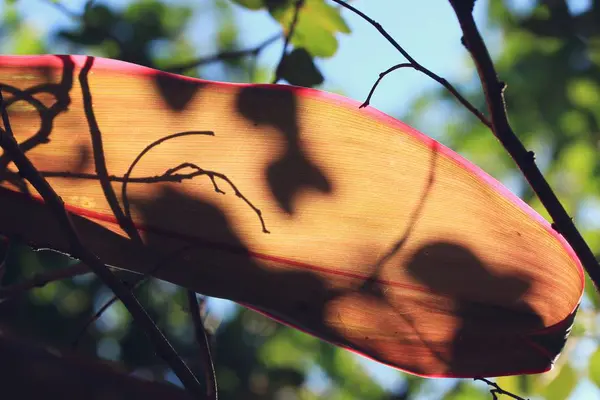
41;166;269;234
188;291;217;400
273;0;305;84
165;33;281;74
447;0;600;290
120;131;215;223
0;92;204;397
474;378;529;400
0;262;90;300
329;0;490;127
72;280;137;348
360;63;412;108
71;244;194;347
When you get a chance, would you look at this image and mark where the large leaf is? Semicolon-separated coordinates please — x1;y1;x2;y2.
0;55;583;379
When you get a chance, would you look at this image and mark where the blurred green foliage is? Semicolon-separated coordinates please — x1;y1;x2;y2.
0;0;599;399
232;0;350;58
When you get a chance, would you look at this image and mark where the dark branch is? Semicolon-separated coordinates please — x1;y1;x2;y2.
161;162;270;234
120;130;215;222
41;163;269;234
188;292;217;400
0;90;204;397
474;377;529;400
330;0;490;128
165;33;281;74
273;0;305;84
72;245;195;348
448;1;600;290
360;63;412;108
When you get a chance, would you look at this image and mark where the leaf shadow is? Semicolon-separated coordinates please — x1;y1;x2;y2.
236;86;332;214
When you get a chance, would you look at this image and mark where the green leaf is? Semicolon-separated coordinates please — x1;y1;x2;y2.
272;0;350;58
12;25;46;54
445;382;487;400
277;48;324;87
584;273;600;309
590;348;600;387
259;329;313;370
230;0;267;10
568;78;600;110
315;343;385;400
542;364;577;400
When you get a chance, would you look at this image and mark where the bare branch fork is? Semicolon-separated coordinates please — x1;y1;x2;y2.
474;378;529;400
166;33;281;75
273;0;305;84
329;0;490;128
0;92;205;397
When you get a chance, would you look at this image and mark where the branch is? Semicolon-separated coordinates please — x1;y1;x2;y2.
273;0;305;84
71;244;194;346
448;1;600;290
0;92;204;397
40;163;270;234
188;292;217;400
329;0;490;128
73;253;219;399
165;33;281;74
474;377;529;400
360;63;412;108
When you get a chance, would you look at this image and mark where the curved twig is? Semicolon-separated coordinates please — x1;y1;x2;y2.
273;0;305;84
329;0;491;128
166;33;282;75
120;130;215;221
71;245;195;347
360;63;412;108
